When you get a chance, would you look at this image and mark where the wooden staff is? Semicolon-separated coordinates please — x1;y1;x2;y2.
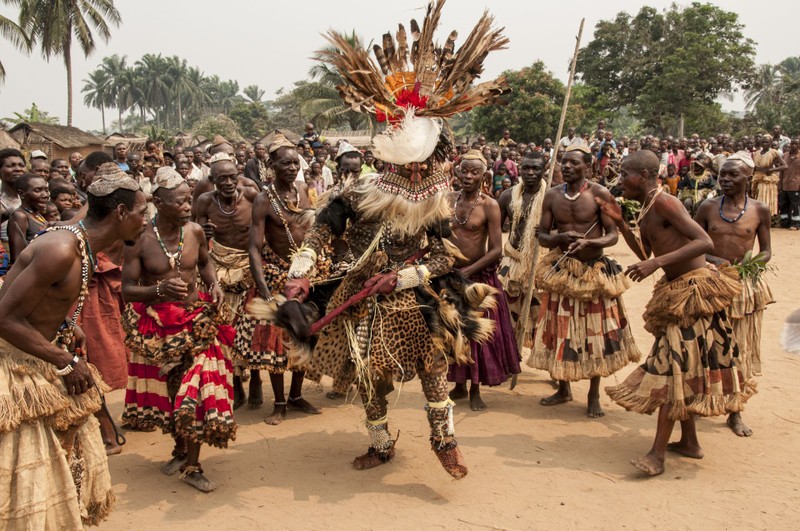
511;18;585;389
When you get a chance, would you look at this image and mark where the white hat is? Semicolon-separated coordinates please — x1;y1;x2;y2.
30;149;47;160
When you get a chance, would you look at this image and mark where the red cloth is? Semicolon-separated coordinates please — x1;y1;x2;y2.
78;248;129;390
123;293;237;447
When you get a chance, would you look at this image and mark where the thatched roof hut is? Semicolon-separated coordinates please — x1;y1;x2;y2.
0;129;21;150
321;129;372;149
9;122;106;160
257;129;302;147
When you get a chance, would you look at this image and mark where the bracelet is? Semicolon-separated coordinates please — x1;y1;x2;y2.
155;280;165;299
55;355;81;376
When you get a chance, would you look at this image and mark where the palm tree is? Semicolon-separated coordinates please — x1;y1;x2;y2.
135;53;171;127
166;56;202;131
243;84;265;103
216;79;241;115
81;67;111;133
15;0;121;126
0;11;31;84
743;64;783;112
4;102;59;124
307;30;369;131
98;54;130;131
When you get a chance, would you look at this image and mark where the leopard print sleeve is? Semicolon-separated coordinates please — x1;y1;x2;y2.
420;232;455;279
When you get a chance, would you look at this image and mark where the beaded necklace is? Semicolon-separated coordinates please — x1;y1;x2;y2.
44;225;92;348
452;190;482;226
563;180;589;201
719;195;748;223
152;215;184;270
23;206;47;225
77;221;97;271
272;182;301;213
265;184;299;251
214;190;240;216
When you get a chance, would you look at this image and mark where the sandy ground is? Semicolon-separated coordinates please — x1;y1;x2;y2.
99;232;800;530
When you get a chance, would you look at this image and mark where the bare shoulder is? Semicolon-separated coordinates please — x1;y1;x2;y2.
24;231;80;273
695;196;719;219
238;176;260;192
10;209;27;223
497;188;513;208
653;192;686;217
480;192;500;209
185;221;205;241
751;198;772;217
196;190;214;208
589;182;613;201
241;183;259;202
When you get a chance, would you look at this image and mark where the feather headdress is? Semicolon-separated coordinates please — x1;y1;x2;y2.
319;0;509;165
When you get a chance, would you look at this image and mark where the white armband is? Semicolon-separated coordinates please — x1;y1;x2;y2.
288;246;317;279
395;265;431;291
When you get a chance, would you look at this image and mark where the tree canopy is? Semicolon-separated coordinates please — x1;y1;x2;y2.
576;2;755;136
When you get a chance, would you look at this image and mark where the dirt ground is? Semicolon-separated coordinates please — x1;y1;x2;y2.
99;232;800;530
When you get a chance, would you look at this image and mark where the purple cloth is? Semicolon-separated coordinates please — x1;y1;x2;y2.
447;265;521;386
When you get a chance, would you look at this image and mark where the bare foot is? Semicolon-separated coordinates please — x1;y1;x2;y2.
353;447;395;470
540;389;573;406
287;397;322;415
469;389;487;412
264;403;287;425
248;376;263;409
180;471;217;493
233;376;246;410
449;384;468;401
433;443;468;479
161;455;188;476
587;394;605;418
104;442;123;456
727;412;753;437
630;452;665;476
326;391;344;399
666;441;704;459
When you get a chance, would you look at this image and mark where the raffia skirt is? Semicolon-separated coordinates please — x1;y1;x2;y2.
0;338;114;529
526;250;641;381
606;266;755;421
729;273;775;380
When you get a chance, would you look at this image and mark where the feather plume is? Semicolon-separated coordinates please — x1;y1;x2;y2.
396;24;409;69
382;32;397;72
373;44;389;75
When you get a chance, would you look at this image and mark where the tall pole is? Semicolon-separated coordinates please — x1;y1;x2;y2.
511;18;584;389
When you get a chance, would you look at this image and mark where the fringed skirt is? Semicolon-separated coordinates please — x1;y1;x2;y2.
606;266;755;421
209;239;253;326
448;265;520;386
0;338;113;529
729;273;775;379
527;250;640;381
753;173;779;216
498;242;538;348
122;294;237;448
234;246;331;373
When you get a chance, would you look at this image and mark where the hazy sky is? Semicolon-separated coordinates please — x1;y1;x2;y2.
0;0;793;132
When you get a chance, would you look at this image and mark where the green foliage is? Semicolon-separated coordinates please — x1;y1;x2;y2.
576;2;755;136
745;56;800;134
733;251;773;281
229;101;272;140
13;0;121;125
4;102;59;124
470;61;586;144
192;114;242;142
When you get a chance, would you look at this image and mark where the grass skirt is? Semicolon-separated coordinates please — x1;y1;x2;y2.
729;273;775;379
527;250;640;381
122;294;237;448
0;338;113;529
606;266;755;421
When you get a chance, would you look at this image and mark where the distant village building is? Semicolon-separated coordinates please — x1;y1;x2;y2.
9;122;106;160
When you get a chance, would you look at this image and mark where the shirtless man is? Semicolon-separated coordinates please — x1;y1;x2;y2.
498;152;547;347
122;169;232;492
195;156;259;409
529;143;639;418
695;152;773;437
191;139;259;220
238;136;322;425
0;165;146;528
446;151;520;411
601;150;751;476
8;173;49;263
